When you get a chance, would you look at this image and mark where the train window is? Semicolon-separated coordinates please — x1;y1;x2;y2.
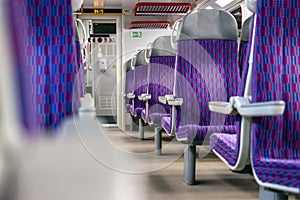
230;6;242;30
93;23;116;34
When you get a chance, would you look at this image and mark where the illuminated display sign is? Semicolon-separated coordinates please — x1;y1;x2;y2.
78;8;122;15
94;9;104;14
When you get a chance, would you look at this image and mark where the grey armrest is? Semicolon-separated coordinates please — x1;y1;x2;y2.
138;93;146;100
127;93;135;99
209;96;285;117
138;94;151;101
158;95;183;106
142;94;151;101
209;101;235;115
236;100;285;117
158;95;171;104
168;98;183;106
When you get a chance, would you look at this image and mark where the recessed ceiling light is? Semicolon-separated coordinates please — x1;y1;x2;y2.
205;6;214;9
215;0;234;8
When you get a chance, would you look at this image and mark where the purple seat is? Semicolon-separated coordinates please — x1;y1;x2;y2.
8;0;35;133
160;9;240;185
128;50;149;139
140;52;175;125
124;59;134;113
130;50;149;117
210;17;252;170
8;0;82;132
140;36;176;155
140;36;176;125
249;0;300;198
74;24;86;98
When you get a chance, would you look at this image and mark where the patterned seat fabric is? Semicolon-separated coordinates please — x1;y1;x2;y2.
210;40;251;166
132;62;148;116
178;125;236;144
75;41;86;97
210;134;237;163
209;17;252;167
8;0;35;133
9;0;82;132
251;0;300;191
125;65;134;112
126;104;133;113
141;56;175;125
161;116;172;134
161;39;240;143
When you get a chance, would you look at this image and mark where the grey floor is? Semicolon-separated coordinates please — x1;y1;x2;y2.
7;117;295;200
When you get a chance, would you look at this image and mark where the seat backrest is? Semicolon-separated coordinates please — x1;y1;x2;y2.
9;0;82;131
238;17;252;78
228;17;253;168
251;0;300;191
174;9;240;128
74;21;86;98
7;0;34;133
147;36;176;119
132;50;149;113
124;59;134;106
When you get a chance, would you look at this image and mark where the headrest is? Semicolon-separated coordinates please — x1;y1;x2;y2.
175;20;182;41
125;59;133;71
246;0;257;13
135;50;148;66
151;36;176;57
178;9;238;41
241;17;252;42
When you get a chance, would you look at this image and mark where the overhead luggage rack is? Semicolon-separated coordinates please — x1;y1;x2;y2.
130;21;171;29
133;2;191;16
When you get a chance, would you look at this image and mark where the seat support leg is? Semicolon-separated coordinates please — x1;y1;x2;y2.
129;116;134;131
139;118;144;140
184;144;196;185
154;127;162;156
259;186;288;200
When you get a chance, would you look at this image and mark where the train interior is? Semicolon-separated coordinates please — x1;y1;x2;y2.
0;0;300;199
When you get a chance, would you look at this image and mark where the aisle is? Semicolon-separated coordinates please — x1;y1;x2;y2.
12;118;262;200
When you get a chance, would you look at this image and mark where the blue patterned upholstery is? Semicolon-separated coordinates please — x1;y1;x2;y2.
251;0;300;191
9;0;82;132
132;64;148;116
210;41;250;166
161;116;172;135
209;17;252;167
161;39;240;143
125;67;134;112
8;0;35;133
141;56;175;125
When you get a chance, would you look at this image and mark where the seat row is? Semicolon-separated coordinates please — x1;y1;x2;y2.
125;8;246;184
124;0;300;199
